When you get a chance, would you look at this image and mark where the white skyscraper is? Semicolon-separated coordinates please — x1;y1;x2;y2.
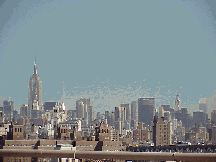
175;92;181;111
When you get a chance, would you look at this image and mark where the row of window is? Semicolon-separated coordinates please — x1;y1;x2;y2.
60;129;67;133
14;128;22;132
7;159;28;162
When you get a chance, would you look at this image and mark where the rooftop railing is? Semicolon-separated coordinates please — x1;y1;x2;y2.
1;149;216;162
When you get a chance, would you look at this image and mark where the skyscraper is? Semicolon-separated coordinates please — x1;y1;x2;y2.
131;101;138;129
120;103;130;122
199;98;208;113
175;92;181;111
138;98;155;126
3;97;14;122
76;98;94;126
28;58;42;119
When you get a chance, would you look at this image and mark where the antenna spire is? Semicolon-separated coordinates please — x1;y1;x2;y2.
34;56;37;74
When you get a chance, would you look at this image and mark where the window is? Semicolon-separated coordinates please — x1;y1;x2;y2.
15;128;17;132
17;128;19;132
20;128;22;132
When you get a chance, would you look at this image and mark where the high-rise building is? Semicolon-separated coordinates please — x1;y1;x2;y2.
105;111;111;126
175;92;181;111
199;98;208;113
193;110;208;127
76;100;84;119
28;58;42;119
110;111;115;127
120;103;130;122
20;104;28;117
115;107;126;122
152;114;158;146
120;103;131;130
164;111;171;121
131;101;138;129
211;110;216;125
138;98;155;126
3;97;14;122
159;107;164;118
114;107;126;134
156;117;172;146
76;98;94;126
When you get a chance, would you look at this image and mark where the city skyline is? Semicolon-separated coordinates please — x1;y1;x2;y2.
0;0;216;113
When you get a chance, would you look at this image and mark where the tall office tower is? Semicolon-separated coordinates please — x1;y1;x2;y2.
152;112;158;147
164;111;171;121
76;100;84;118
199;98;208;113
114;107;126;134
193;110;208;127
131;101;138;129
159;107;164;118
174;92;181;111
3;97;14;122
120;103;130;122
20;104;28;117
88;104;94;125
115;107;126;122
0;111;4;123
28;58;42;119
105;111;111;126
138;98;155;126
211;110;216;125
181;107;188;128
76;98;94;125
110;111;115;126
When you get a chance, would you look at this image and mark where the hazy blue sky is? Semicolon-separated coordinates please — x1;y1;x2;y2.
0;0;216;113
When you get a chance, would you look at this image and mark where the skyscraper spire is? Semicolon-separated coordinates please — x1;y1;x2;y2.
34;57;37;74
175;90;180;111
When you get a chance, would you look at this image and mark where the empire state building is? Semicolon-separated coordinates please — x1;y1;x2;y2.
28;58;42;119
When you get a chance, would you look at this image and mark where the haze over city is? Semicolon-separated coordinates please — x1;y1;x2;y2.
0;0;216;114
1;1;216;161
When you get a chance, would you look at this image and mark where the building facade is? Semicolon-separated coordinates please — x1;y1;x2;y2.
156;117;172;146
138;98;155;126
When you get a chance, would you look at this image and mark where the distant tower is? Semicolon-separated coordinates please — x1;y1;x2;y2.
138;97;155;126
3;97;14;122
199;98;207;113
28;57;42;119
76;98;94;126
120;103;130;123
131;101;138;129
175;92;181;111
